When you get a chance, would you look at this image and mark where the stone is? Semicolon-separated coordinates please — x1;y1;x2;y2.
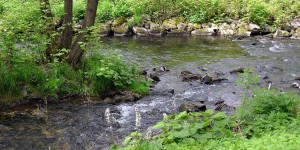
262;24;273;34
132;26;149;36
112;17;127;27
291;19;300;29
113;24;131;36
162;19;177;30
220;93;241;108
200;74;213;84
180;71;202;82
249;23;260;35
177;23;188;30
99;23;112;36
149;23;166;36
291;28;300;39
167;29;190;36
218;23;234;36
178;102;207;113
295;76;300;80
230;67;244;74
236;26;251;37
191;28;217;36
274;30;291;37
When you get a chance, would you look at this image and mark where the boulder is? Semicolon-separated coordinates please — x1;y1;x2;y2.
178;102;207;113
274;30;291;37
249;23;260;35
236;27;251;37
230;67;244;74
177;23;188;30
291;19;300;29
113;24;132;36
218;23;234;36
261;24;273;35
167;29;190;36
149;23;166;36
99;23;112;36
180;71;202;82
291;28;300;39
103;91;141;104
191;28;217;36
162;19;177;30
112;17;127;27
133;26;149;36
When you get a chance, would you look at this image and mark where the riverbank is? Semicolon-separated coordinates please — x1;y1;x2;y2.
97;17;300;39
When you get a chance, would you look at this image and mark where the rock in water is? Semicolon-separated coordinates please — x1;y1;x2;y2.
230;67;244;74
178;102;207;113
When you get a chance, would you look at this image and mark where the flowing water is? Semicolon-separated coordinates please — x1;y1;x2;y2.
1;36;300;150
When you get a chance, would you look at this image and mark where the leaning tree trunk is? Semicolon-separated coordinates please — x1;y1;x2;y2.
39;0;55;63
68;0;99;68
61;0;73;50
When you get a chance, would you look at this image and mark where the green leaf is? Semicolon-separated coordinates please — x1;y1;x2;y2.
213;112;226;120
153;121;166;129
203;109;214;117
173;128;190;138
176;111;188;120
123;136;132;145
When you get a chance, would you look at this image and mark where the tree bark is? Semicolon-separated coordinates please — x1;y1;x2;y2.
62;0;73;50
68;0;99;68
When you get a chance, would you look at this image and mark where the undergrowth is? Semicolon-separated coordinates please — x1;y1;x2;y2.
113;69;300;150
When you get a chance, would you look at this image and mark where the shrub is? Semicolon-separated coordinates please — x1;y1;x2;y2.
97;0;113;23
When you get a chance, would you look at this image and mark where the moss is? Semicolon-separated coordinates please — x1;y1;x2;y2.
113;17;127;27
114;26;129;34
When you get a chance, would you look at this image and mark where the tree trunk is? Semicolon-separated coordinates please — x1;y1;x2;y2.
62;0;73;50
68;0;99;68
39;0;55;63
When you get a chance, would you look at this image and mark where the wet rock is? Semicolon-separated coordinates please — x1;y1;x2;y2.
230;67;244;74
249;23;260;35
281;22;294;32
149;73;160;82
219;23;234;36
200;74;213;84
103;91;141;104
274;30;291;37
149;23;166;36
201;67;208;71
181;70;202;82
146;108;167;116
113;24;131;36
167;29;190;36
292;82;299;88
99;23;112;36
151;89;174;96
295;76;300;80
178;102;207;113
291;28;300;39
132;26;149;36
191;28;217;36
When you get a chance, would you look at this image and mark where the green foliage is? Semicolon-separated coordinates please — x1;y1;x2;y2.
236;68;260;90
247;1;269;27
112;1;133;18
97;0;113;23
83;52;148;95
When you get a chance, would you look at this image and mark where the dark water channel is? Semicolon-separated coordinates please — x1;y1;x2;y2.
1;36;300;149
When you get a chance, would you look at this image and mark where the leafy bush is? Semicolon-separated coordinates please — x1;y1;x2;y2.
97;0;113;23
247;1;269;27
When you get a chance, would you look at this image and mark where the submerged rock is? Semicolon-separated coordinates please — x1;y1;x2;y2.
178;102;207;113
103;91;141;104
